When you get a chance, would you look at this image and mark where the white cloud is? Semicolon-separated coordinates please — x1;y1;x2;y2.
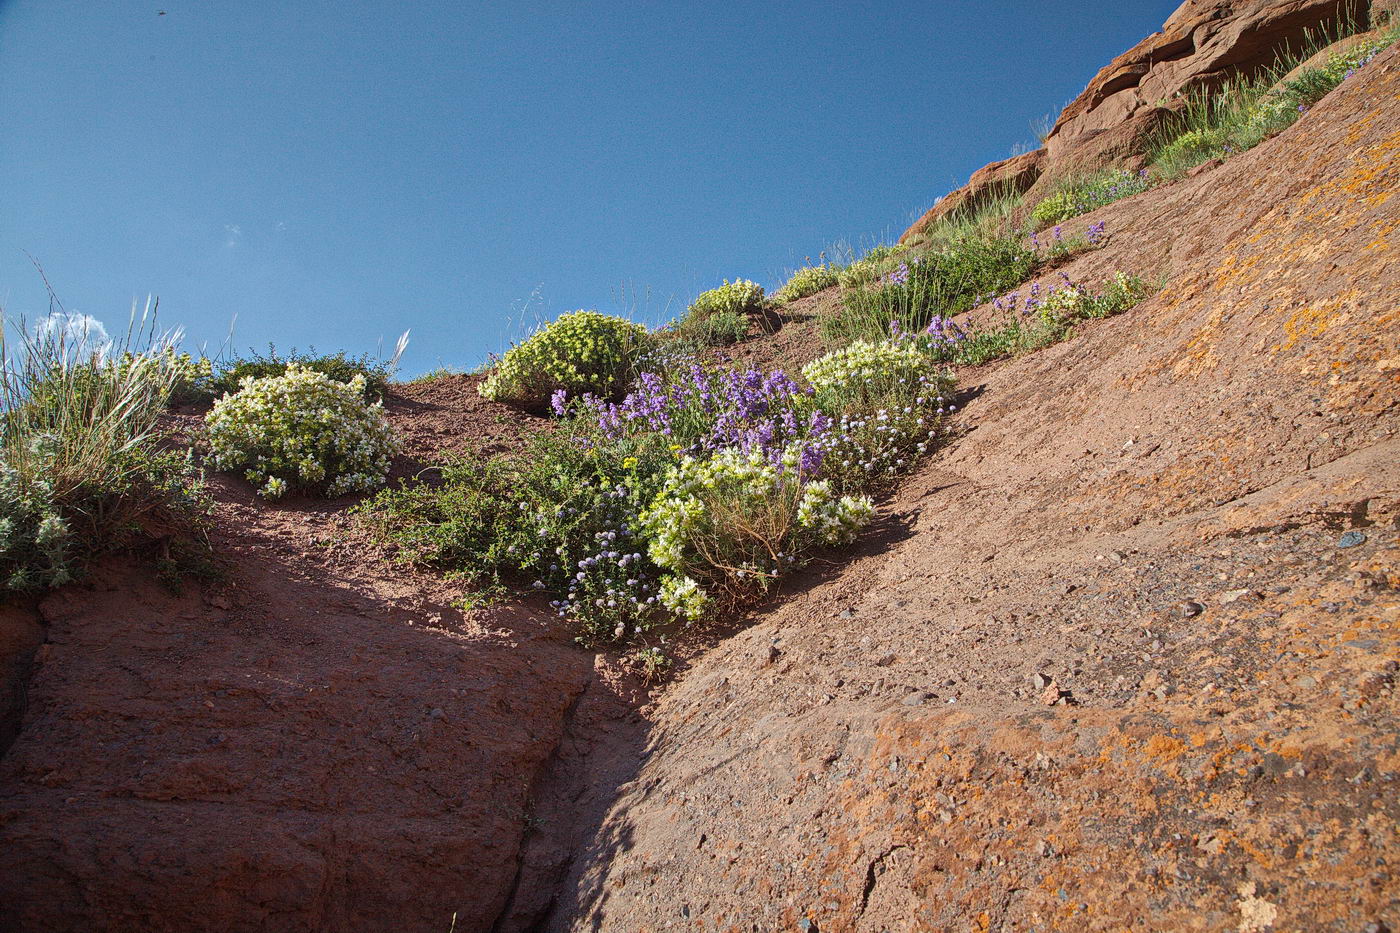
31;311;111;359
224;224;242;248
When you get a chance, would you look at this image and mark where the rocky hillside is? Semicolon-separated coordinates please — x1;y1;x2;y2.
553;36;1400;931
1;3;1397;932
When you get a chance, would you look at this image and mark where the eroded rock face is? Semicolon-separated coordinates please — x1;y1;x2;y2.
902;0;1381;242
0;541;595;931
558;49;1400;931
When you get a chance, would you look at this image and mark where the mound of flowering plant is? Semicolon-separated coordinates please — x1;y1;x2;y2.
479;310;649;411
803;338;944;399
1030;170;1153;229
641;446;873;612
568;363;830;470
802;338;956;492
687;280;766;320
206;365;397;499
773;264;839;303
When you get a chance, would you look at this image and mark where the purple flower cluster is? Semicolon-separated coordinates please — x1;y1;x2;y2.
878;258;921;288
1087;221;1107;247
572;364;832;471
993;270;1081;317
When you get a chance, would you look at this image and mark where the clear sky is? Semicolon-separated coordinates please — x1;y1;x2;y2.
0;0;1180;377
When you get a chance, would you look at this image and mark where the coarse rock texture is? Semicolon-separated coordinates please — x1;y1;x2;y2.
553;46;1400;932
902;0;1384;243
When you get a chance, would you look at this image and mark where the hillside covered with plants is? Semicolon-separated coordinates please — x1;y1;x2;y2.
1;1;1398;931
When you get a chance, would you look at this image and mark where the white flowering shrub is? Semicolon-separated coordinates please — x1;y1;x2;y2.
687;280;765;319
206;365;398;500
803;339;948;400
641;446;872;610
479;310;649;411
804;339;956;493
773;265;839;303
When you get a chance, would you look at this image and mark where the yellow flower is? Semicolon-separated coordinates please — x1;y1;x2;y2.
622;456;638;470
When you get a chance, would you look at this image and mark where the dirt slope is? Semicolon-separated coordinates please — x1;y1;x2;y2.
551;48;1400;931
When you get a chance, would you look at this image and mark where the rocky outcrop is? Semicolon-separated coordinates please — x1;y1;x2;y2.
902;0;1381;242
560;47;1400;931
0;534;599;931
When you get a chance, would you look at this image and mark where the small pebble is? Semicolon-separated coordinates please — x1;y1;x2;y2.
1338;530;1367;549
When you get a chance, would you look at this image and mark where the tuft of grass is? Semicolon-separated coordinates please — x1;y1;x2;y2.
0;300;210;591
211;344;403;402
823;234;1036;346
670;310;749;348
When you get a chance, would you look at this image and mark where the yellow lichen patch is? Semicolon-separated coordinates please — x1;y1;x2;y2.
1143;734;1187;766
1276;293;1357;352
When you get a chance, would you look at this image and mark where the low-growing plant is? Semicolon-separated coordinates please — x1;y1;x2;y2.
359;429;673;643
641;446;873;612
687;280;765;319
206;365;398;499
773;264;840;303
212;344;401;402
479;310;650;411
0;305;210;591
952;270;1158;365
1029;169;1154;228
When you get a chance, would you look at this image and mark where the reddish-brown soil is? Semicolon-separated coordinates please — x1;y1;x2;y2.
1;19;1397;933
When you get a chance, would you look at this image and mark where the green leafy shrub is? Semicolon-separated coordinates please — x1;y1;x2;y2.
206;365;398;499
687;280;765;319
1153;127;1231;172
212;346;397;402
479;310;649;411
1030;191;1077;227
773;264;839;303
0;310;210;591
641;446;873;611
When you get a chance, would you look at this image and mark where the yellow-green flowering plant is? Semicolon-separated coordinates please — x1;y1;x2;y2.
687;280;765;319
479;310;649;410
641;446;873;611
206;365;398;499
773;265;839;303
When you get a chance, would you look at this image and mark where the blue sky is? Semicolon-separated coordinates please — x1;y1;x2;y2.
0;0;1179;377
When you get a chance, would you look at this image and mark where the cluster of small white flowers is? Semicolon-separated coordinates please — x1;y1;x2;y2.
794;480;874;545
206;365;398;500
801;339;939;395
658;574;709;621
